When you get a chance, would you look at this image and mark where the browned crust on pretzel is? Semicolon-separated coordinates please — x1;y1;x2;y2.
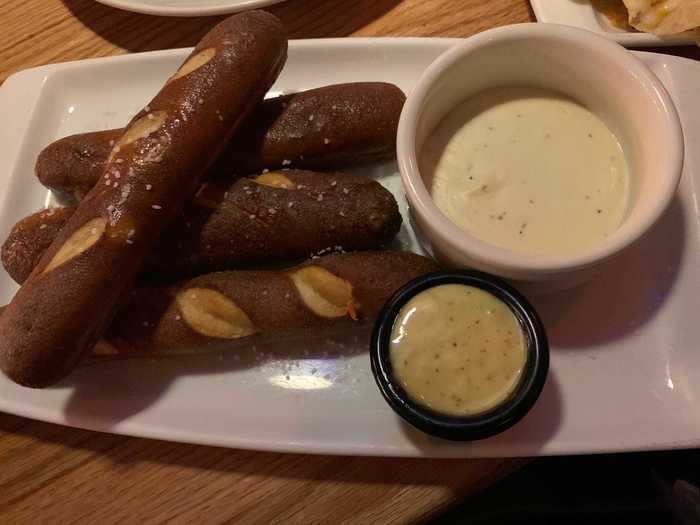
0;11;288;388
218;82;406;173
35;83;405;199
3;170;402;283
1;208;72;284
156;170;402;276
36;129;122;200
103;251;439;356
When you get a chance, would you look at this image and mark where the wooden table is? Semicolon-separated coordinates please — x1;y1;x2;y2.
5;0;692;522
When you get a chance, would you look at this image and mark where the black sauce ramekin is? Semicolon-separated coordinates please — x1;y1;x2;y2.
370;270;549;441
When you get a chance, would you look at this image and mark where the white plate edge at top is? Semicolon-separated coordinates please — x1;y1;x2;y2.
93;0;285;17
530;0;697;47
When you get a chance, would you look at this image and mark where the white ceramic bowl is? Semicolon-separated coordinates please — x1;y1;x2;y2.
397;23;684;284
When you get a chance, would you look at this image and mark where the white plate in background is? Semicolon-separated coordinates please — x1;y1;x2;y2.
94;0;285;17
0;39;700;457
530;0;697;47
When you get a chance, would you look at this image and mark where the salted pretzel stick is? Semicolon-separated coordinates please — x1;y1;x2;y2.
0;11;287;387
2;170;402;283
97;251;439;357
36;83;405;199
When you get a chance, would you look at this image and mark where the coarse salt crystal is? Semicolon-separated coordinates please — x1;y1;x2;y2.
268;208;276;214
39;224;47;230
339;211;345;217
115;158;124;164
147;114;155;120
330;180;337;186
198;98;204;105
249;214;256;220
317;194;323;202
288;201;294;208
262;168;269;174
282;159;292;166
146;184;152;190
309;115;314;121
152;204;162;210
343;188;349;194
175;315;181;321
324;138;331;144
126;239;133;245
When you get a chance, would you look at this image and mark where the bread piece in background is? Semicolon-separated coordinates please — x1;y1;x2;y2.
593;0;700;35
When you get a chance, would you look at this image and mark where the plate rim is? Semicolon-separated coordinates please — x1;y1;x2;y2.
93;0;286;17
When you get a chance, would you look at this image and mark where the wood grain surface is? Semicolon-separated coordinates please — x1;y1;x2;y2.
0;0;694;523
0;412;527;524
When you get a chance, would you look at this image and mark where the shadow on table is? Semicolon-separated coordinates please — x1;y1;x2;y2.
61;0;400;53
0;408;521;489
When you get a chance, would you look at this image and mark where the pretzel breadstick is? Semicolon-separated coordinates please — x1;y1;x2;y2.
218;82;406;173
36;83;406;200
98;251;439;357
0;12;288;387
2;170;402;283
1;207;73;285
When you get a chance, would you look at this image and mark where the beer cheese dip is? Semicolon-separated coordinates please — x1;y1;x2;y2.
422;87;630;256
389;284;527;417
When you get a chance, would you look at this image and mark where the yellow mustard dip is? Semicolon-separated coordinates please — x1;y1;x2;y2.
390;284;527;417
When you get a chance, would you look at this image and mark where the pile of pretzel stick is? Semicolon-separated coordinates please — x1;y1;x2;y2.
0;11;439;388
